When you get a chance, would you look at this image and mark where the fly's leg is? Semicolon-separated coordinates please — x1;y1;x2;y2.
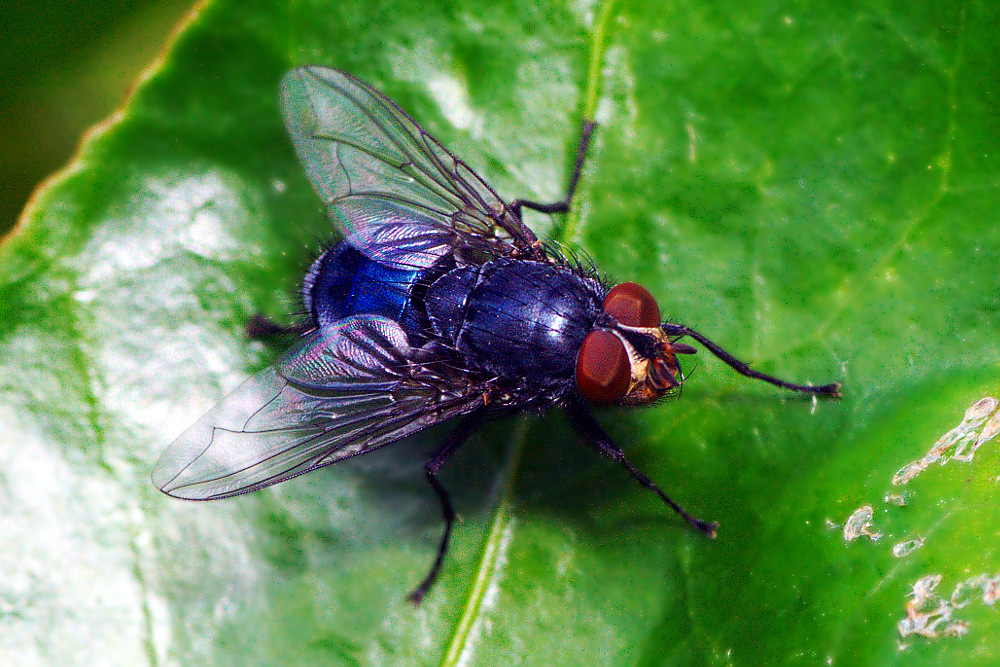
662;323;842;397
245;314;312;341
510;120;596;219
566;396;718;537
408;408;489;604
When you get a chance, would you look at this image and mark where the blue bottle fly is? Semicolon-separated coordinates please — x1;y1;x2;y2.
153;67;841;603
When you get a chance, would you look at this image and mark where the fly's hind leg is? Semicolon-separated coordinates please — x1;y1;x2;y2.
245;314;312;341
510;120;596;219
408;407;489;604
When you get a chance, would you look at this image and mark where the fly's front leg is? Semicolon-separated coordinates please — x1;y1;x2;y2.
566;396;718;537
510;120;596;219
408;407;490;604
662;323;842;397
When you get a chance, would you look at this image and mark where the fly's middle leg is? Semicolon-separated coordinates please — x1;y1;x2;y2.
566;396;718;537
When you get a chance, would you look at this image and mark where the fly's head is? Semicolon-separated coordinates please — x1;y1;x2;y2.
575;282;696;406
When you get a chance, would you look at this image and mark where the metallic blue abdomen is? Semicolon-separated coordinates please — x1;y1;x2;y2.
304;242;425;335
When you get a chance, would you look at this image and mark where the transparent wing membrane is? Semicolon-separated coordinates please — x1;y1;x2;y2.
281;67;540;270
152;317;484;500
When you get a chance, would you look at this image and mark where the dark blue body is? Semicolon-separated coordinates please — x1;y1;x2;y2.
304;242;605;384
304;242;425;335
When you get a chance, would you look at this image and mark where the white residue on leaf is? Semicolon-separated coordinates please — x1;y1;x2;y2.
898;572;1000;642
892;537;925;557
884;493;907;506
843;505;882;542
891;396;1000;485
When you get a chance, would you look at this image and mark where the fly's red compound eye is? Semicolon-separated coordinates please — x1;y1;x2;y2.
603;282;661;328
576;330;631;404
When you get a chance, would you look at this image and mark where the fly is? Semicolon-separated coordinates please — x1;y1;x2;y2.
152;67;841;603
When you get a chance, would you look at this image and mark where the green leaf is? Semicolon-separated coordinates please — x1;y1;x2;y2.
3;0;1000;664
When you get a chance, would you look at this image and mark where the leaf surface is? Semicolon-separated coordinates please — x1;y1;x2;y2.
3;0;1000;665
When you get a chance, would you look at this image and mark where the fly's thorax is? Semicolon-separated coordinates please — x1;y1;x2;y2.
424;259;604;383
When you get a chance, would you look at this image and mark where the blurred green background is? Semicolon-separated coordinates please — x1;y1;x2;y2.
0;0;195;237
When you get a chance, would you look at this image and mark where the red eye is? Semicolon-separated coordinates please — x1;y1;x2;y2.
576;330;631;404
603;282;661;327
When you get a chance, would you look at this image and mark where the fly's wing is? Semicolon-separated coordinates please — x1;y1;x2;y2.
280;66;540;270
152;316;486;500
